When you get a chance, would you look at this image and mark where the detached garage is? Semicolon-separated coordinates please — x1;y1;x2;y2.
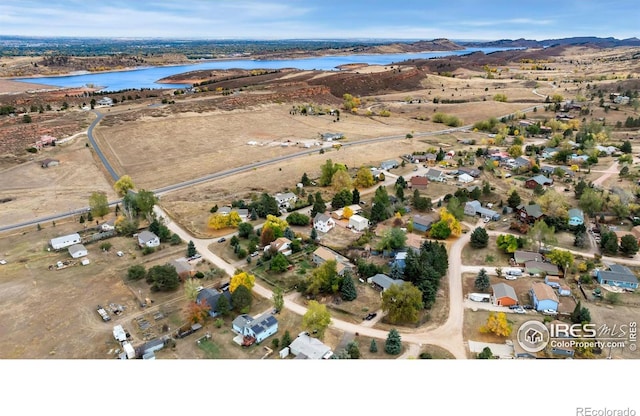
492;283;518;307
348;214;369;231
68;244;88;259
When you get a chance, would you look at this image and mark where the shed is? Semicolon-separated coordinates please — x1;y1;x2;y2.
367;273;405;292
348;214;369;231
68;243;88;259
41;158;60;168
458;173;474;183
491;283;519;307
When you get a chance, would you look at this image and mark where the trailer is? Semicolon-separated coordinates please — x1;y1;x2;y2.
175;323;203;339
97;305;111;322
469;293;491;302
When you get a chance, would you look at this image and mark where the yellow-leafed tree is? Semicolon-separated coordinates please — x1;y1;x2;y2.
113;175;135;197
343;206;354;219
207;211;242;230
229;271;256;293
354;167;375;188
480;312;512;337
438;208;461;237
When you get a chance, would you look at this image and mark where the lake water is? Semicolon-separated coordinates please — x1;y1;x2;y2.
14;48;511;91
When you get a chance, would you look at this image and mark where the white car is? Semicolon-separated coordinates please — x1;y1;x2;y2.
514;307;526;314
0;259;6;265
505;274;517;281
542;309;558;316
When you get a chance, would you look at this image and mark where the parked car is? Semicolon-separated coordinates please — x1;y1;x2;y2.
505;274;517;281
514;307;526;314
542;309;558;316
250;251;259;257
0;259;6;265
508;304;520;310
217;237;226;243
505;268;523;276
363;313;377;321
523;305;534;310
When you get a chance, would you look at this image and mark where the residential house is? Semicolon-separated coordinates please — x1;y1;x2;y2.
517;204;544;224
321;132;344;141
424;153;437;165
425;168;446;182
50;233;82;250
196;288;233;318
613;95;630;105
525;260;560;276
266;237;292;256
348;214;369;231
331;204;362;219
100;219;116;231
170;258;195;281
595;145;618;156
530;282;559;312
313;213;335;233
312;246;354;276
458;173;474;184
274;192;297;210
570;154;589;164
525;175;553;189
34;135;56;149
40;158;60;168
289;333;333;359
137;230;160;248
412;213;439;233
409;176;429;190
380;160;399;170
97;97;113;106
218;207;249;220
232;313;278;344
370;169;385;180
68;244;88;259
596;264;639;290
567;208;584;227
491;283;518;307
457;167;481;178
464;200;499;220
367;273;405;293
410;154;428;164
541;148;558;159
513;251;543;266
512;156;532;171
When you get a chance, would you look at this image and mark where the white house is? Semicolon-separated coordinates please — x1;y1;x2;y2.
458;173;474;183
313;213;335;233
100;219;116;231
289;333;333;359
265;237;292;256
50;233;82;250
137;230;160;248
232;313;278;344
97;97;113;106
274;192;297;209
68;244;88;259
348;214;369;231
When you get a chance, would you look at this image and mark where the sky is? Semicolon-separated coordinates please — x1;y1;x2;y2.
0;0;638;41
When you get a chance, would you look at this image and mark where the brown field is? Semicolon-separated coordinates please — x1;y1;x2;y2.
0;137;118;226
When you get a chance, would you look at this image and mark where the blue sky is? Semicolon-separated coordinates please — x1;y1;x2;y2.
1;0;638;40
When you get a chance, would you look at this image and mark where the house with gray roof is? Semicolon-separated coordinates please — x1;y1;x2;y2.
380;160;399;170
367;273;404;293
289;333;333;359
568;208;584;226
196;288;232;317
517;204;544;223
491;283;519;307
596;264;638;290
425;168;446;182
412;213;439;232
513;251;543;265
525;260;560;276
464;200;499;220
137;230;160;248
68;243;88;259
525;175;553;189
232;313;278;344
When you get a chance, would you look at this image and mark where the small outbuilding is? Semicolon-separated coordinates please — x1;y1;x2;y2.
348;214;369;231
68;243;88;259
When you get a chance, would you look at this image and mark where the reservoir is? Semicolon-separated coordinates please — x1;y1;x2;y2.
13;48;512;91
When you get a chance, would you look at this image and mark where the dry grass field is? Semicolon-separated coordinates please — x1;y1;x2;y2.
0;137;118;227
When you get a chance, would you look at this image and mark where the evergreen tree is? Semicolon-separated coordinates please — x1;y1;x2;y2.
474;268;490;291
384;328;402;355
301;172;311;186
281;330;292;348
187;240;197;258
250;208;258;221
351;188;360;205
284;227;295;240
215;293;231;316
310;227;318;241
340;272;357;301
470;227;489;248
369;339;378;353
507;190;522;209
79;214;85;224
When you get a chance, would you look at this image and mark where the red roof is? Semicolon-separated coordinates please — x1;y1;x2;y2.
410;176;429;186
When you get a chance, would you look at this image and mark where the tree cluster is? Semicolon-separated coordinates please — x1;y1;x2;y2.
402;241;449;308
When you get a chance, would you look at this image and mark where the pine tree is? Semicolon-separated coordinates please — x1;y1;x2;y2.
79;214;85;224
352;188;360;205
187;240;197;258
310;227;318;241
470;227;489;248
384;328;402;355
474;268;490;291
250;208;258;221
281;330;292;348
369;339;378;353
340;273;357;301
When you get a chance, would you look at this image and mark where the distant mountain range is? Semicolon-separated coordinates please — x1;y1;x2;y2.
458;36;640;48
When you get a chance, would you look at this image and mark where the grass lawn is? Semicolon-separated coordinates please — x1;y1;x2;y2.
461;236;511;266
